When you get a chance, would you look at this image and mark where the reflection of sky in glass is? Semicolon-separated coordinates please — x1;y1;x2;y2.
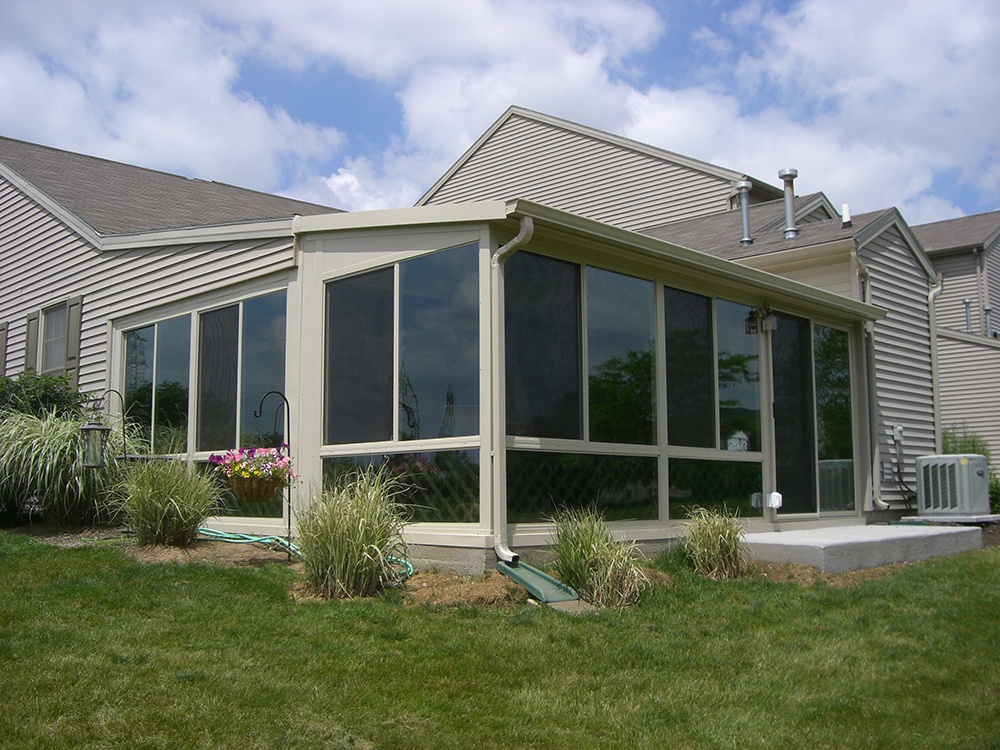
716;299;760;449
586;268;654;375
155;316;190;388
399;245;478;439
241;291;286;445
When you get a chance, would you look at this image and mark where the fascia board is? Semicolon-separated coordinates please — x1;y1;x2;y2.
294;202;508;235
0;161;103;248
507;198;885;323
736;239;855;271
99;218;297;250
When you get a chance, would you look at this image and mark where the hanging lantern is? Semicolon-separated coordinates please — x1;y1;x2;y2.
81;419;112;469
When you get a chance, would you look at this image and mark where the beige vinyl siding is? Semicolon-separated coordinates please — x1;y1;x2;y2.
744;256;858;300
931;252;981;333
860;227;936;502
938;330;1000;469
422;114;735;231
0;174;295;395
986;239;1000;323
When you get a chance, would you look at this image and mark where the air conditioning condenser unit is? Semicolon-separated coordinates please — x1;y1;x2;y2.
915;454;990;516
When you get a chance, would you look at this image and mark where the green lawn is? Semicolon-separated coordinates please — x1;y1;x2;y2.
1;531;998;749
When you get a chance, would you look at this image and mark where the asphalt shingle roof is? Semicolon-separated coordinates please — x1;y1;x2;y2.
0;136;340;235
912;210;1000;253
639;195;889;261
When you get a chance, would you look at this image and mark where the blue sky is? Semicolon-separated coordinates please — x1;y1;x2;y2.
1;0;997;225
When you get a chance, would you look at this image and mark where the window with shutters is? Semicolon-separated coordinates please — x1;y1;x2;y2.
24;297;83;383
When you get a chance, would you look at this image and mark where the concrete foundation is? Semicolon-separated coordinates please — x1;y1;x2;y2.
745;524;982;573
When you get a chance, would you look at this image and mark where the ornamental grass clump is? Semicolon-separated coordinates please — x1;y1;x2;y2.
0;410;140;524
681;506;749;580
296;466;409;599
109;460;223;546
550;506;650;608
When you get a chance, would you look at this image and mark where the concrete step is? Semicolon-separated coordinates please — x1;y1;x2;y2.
745;524;982;573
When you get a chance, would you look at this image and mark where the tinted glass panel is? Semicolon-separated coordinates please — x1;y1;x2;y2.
153;316;190;454
717;300;760;451
664;287;714;447
667;458;764;519
587;268;655;444
197;305;239;451
325;268;394;444
506;451;658;522
240;292;286;447
124;325;154;445
773;313;817;514
815;325;854;511
399;245;479;440
505;252;581;438
323;451;480;524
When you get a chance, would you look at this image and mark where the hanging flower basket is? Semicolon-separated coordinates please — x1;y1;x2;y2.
228;474;285;503
208;446;297;504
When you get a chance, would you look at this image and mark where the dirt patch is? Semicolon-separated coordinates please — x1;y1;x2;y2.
751;560;910;587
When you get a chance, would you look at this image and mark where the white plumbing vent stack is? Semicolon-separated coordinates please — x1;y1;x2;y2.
779;168;799;239
842;203;852;229
736;179;753;247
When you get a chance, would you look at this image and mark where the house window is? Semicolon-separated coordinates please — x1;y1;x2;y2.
124;316;191;453
196;291;286;452
324;243;480;446
40;305;68;374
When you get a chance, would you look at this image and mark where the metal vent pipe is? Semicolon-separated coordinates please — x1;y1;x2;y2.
736;180;753;247
779;168;799;239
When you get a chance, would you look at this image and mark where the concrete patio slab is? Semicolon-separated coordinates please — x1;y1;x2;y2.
745;524;982;573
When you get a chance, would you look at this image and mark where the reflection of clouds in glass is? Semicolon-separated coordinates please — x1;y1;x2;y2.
399;244;479;438
241;291;287;443
587;267;654;374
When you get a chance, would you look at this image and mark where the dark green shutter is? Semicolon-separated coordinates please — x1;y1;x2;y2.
65;296;83;385
24;312;39;372
0;322;7;376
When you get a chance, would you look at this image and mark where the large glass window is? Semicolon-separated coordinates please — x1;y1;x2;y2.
587;268;655;444
815;325;854;511
399;245;479;440
664;287;714;447
124;316;191;453
716;300;761;452
505;252;581;439
325;268;394;445
197;306;239;451
324;244;480;446
667;459;763;519
240;292;287;446
773;313;817;514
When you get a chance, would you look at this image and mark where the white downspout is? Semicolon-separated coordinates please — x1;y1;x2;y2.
853;248;885;510
490;216;534;565
928;273;944;453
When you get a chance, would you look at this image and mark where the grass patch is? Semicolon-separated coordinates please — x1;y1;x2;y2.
1;531;999;748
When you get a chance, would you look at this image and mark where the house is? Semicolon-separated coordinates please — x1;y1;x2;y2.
913;210;1000;464
0;132;882;572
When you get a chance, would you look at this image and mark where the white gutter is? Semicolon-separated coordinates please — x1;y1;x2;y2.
490;215;534;565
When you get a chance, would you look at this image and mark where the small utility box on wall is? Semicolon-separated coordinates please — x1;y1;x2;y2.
916;454;990;516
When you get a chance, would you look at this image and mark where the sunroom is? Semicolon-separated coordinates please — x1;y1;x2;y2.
112;199;882;571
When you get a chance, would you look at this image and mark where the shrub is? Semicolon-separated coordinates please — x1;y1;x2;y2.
550;506;650;608
942;423;991;458
681;506;748;580
108;460;223;546
0;410;140;524
296;466;409;599
0;371;88;418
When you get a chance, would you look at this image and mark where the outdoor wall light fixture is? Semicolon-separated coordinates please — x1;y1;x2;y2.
81;389;125;469
745;306;777;335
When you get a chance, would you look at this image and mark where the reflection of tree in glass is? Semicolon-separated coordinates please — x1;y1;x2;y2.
814;327;852;460
589;347;655;444
718;349;760;450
